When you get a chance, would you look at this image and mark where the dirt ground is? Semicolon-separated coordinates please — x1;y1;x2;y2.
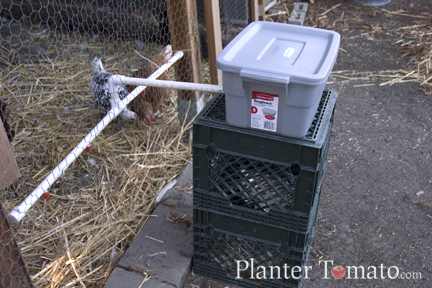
184;0;432;287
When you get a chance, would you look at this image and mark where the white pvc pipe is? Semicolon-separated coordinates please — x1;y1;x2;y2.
113;76;224;94
8;51;184;223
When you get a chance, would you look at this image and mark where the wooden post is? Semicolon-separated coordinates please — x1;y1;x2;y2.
166;0;203;102
259;0;266;21
0;201;33;288
250;0;259;22
203;0;223;86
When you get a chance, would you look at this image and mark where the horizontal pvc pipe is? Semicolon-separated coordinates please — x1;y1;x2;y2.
7;51;184;223
113;76;224;94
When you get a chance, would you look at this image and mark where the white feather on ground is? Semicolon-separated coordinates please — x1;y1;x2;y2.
90;58;138;121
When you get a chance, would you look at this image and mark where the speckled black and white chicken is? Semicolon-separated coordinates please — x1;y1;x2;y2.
90;58;138;121
0;99;15;142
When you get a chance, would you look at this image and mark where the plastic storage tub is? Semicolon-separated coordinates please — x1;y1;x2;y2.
216;21;340;138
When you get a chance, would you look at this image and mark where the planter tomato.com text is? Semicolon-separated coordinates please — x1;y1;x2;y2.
235;259;422;280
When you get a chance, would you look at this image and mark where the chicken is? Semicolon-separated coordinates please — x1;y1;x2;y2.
127;45;174;123
90;58;138;121
0;99;15;142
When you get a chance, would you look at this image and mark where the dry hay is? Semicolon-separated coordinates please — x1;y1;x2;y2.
1;25;198;287
334;20;432;90
331;8;432;90
331;6;432;90
384;21;432;90
271;1;432;90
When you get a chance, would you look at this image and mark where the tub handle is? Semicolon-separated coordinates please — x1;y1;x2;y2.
240;68;290;100
240;68;290;85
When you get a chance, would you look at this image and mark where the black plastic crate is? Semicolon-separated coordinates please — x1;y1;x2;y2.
193;199;319;288
193;91;336;232
193;258;302;288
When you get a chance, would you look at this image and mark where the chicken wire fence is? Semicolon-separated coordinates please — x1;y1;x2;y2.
197;0;252;54
0;0;266;286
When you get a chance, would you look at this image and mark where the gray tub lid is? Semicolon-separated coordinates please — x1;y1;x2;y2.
216;22;340;85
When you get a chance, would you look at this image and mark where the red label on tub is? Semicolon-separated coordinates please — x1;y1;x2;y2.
252;91;278;101
265;115;275;120
251;106;258;113
256;95;274;101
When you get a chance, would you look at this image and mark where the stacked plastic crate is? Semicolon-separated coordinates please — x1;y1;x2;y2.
192;90;337;287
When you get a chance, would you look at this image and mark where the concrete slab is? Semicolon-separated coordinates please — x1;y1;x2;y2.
117;184;193;288
175;163;192;186
104;268;146;288
104;268;175;288
139;279;176;288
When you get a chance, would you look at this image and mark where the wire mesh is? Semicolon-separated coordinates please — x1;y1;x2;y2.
0;0;294;286
0;0;214;286
197;0;250;54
